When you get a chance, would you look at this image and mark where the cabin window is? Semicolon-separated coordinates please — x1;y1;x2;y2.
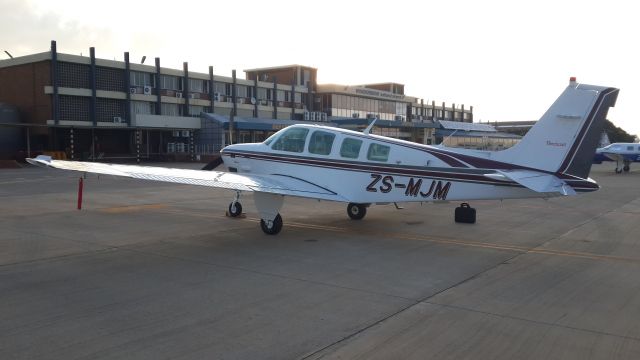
367;143;390;162
340;138;363;159
308;131;336;155
271;127;309;153
627;146;634;151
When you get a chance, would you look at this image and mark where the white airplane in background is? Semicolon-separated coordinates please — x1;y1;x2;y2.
593;143;640;173
28;78;618;235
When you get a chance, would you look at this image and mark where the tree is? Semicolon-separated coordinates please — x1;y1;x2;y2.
603;119;636;143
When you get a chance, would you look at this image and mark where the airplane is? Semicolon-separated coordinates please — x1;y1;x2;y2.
27;78;618;235
593;142;640;173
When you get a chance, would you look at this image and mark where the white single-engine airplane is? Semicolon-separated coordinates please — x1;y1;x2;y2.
593;142;640;173
28;78;618;235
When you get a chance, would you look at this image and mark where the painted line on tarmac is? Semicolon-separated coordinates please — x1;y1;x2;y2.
146;207;640;265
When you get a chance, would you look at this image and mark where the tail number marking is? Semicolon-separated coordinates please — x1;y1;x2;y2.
366;174;451;200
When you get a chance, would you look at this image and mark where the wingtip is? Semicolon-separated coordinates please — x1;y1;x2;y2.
26;155;52;167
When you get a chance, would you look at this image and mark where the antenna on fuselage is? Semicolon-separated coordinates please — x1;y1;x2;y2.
363;117;378;135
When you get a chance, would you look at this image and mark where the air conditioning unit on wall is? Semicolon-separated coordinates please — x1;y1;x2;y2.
113;116;123;123
129;87;137;94
143;86;152;95
175;92;183;98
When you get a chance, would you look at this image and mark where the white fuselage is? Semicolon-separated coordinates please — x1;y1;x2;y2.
221;125;551;204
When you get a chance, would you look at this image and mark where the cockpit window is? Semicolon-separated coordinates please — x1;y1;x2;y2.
271;127;309;153
340;138;363;159
308;130;336;155
367;143;390;162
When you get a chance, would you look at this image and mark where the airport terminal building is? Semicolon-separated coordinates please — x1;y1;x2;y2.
0;41;479;161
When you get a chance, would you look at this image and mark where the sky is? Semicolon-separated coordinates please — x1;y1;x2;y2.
1;0;638;136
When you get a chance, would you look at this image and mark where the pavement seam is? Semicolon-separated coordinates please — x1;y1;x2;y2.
301;196;640;358
110;244;418;303
423;301;640;342
299;252;523;360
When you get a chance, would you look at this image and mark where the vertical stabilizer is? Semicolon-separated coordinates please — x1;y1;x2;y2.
493;79;618;178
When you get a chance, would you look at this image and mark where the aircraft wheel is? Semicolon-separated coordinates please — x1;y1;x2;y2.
623;165;630;172
260;214;283;235
347;203;367;220
228;202;242;217
615;168;623;174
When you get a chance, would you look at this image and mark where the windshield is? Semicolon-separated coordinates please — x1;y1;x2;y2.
263;132;280;145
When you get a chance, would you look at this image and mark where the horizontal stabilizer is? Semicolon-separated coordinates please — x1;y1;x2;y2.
485;170;576;195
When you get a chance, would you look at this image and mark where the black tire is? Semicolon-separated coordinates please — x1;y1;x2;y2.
623;165;630;172
616;168;623;174
347;203;367;220
260;214;283;235
228;202;242;217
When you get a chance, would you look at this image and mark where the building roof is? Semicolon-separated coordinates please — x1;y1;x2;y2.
243;64;317;73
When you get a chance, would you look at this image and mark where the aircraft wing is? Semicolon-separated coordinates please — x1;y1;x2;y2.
484;170;576;195
600;152;624;162
26;155;347;202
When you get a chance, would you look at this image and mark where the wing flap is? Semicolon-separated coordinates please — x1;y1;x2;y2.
485;169;576;195
27;156;347;201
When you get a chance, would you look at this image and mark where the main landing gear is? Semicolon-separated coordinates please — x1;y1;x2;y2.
347;203;368;220
455;203;476;224
260;214;283;235
615;159;631;174
227;191;285;235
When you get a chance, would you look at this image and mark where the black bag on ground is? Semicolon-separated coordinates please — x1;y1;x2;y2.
455;203;476;224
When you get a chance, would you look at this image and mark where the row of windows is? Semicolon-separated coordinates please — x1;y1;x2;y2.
57;64;306;100
267;127;391;162
330;94;402;114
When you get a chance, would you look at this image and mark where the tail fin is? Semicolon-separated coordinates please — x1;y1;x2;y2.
493;79;618;178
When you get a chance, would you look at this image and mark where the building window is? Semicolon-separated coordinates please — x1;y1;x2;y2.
131;101;154;115
96;98;126;122
59;95;90;121
257;88;267;100
160;75;180;90
161;103;181;116
189;78;203;93
96;67;125;92
57;62;90;89
236;85;247;98
213;82;226;95
189;105;204;117
130;71;154;87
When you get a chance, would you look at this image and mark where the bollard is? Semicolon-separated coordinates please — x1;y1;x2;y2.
77;177;83;210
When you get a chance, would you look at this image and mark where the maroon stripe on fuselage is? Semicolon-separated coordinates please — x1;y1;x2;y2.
224;150;517;186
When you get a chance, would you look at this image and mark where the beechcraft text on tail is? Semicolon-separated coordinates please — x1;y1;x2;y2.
27;78;619;235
